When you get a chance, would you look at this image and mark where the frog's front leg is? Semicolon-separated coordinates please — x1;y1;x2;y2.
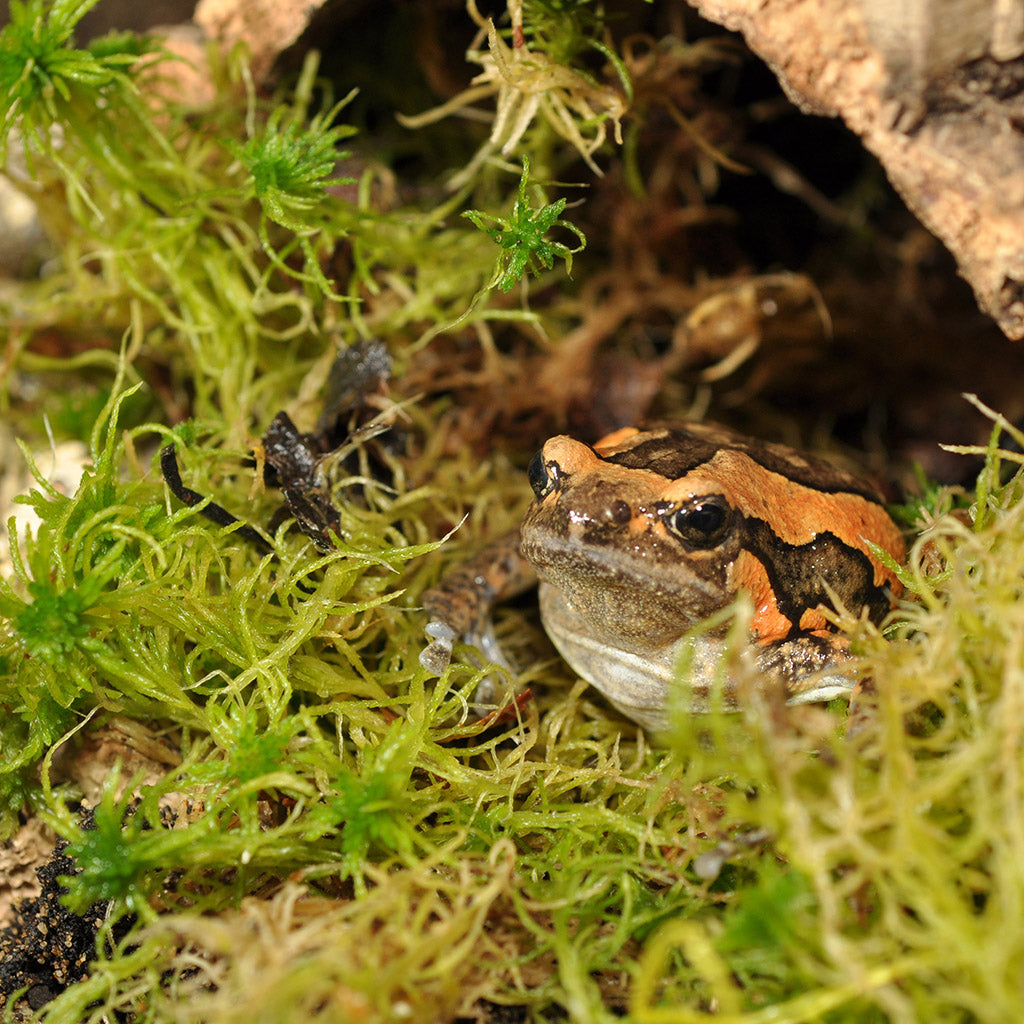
756;632;860;705
419;530;538;703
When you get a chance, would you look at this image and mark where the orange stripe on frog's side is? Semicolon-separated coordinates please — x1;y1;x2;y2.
595;426;641;450
798;607;831;633
730;549;795;643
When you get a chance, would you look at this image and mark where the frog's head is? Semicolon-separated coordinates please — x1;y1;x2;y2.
521;423;905;650
520;433;743;649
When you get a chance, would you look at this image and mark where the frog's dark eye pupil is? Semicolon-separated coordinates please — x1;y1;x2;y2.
528;451;553;498
670;497;731;549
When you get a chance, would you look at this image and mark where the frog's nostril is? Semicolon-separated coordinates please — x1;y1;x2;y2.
606;499;631;524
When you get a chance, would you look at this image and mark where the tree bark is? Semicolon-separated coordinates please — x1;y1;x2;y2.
690;0;1024;339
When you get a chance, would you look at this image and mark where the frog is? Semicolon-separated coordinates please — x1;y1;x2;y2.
420;421;905;733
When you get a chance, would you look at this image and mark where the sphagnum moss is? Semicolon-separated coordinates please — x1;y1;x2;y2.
10;410;1024;1019
3;1;1024;1023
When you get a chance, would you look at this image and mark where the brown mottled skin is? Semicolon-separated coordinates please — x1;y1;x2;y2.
423;422;905;730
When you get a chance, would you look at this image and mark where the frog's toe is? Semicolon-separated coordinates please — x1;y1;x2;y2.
420;620;457;675
419;617;517;715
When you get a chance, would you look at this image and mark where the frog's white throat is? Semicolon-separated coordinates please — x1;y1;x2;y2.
536;582;856;732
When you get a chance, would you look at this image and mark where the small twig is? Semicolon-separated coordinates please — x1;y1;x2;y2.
160;444;272;553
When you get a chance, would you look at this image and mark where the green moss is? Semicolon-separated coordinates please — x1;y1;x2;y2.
465;157;586;292
229;59;358;300
0;0;137;150
3;1;1024;1023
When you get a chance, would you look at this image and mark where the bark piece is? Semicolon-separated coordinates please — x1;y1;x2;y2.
195;0;333;83
690;0;1024;339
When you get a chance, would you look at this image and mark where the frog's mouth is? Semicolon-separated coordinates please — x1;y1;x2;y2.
521;527;732;646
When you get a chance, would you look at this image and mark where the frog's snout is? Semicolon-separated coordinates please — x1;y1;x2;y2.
528;436;602;499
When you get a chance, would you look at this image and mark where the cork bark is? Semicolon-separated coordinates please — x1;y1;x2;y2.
194;0;341;83
689;0;1024;339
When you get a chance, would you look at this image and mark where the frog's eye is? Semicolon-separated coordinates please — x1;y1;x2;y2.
667;495;732;549
528;451;555;498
